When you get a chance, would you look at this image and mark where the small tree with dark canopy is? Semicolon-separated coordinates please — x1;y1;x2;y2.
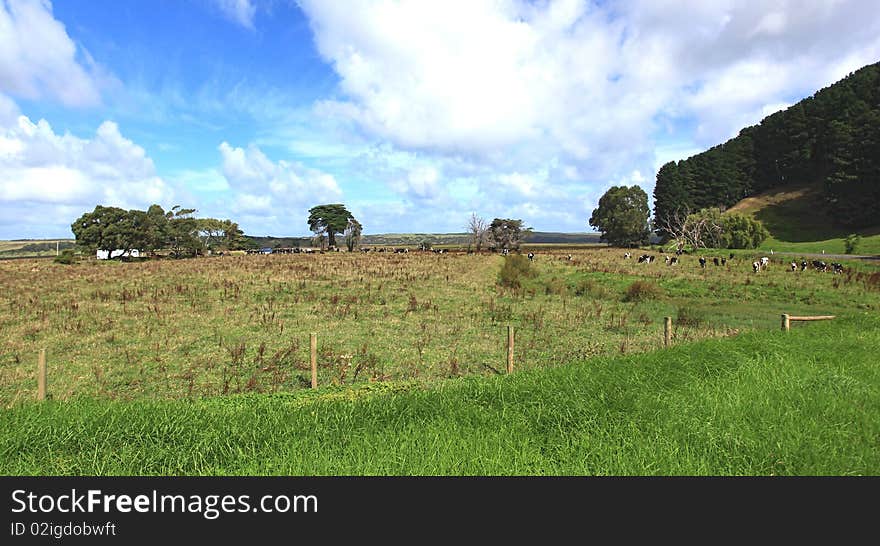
589;185;651;247
307;204;354;250
488;218;530;251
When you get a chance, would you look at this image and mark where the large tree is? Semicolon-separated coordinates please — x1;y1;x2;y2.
488;218;529;251
307;204;354;250
589;185;651;247
197;218;246;251
165;205;201;257
71;205;131;256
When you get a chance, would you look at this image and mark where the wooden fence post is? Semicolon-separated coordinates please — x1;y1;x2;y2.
781;314;790;332
664;317;672;347
507;325;514;374
310;332;318;388
37;349;47;401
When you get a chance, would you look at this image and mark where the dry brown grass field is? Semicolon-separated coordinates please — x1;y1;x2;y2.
2;247;878;406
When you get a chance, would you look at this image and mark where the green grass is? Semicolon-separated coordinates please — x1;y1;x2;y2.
759;235;880;256
724;183;880;255
2;314;877;475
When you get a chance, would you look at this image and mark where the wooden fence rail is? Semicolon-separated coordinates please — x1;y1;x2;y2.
781;313;835;331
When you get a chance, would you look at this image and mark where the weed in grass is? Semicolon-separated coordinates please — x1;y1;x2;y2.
676;305;707;327
623;281;664;302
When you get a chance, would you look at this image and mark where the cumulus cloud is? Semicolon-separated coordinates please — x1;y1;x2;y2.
303;0;880;151
0;114;175;237
213;0;257;29
0;0;106;107
218;141;342;219
294;0;880;231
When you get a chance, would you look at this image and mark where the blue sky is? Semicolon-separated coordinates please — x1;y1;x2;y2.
1;0;879;238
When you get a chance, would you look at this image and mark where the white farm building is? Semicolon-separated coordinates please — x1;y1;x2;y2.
96;249;142;260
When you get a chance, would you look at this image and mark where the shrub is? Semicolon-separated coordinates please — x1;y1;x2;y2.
683;208;770;249
675;305;706;327
543;277;568;296
53;249;77;265
844;234;861;255
721;213;770;249
574;278;607;298
623;281;663;302
497;254;534;289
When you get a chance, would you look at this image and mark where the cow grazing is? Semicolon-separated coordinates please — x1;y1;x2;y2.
801;260;808;271
713;257;720;266
832;263;844;274
699;257;707;268
812;260;827;272
752;261;760;273
670;257;678;265
721;257;727;266
623;252;631;259
790;261;797;271
567;254;573;261
527;252;535;262
664;255;670;264
760;257;770;268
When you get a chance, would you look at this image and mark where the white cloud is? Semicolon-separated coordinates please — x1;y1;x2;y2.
0;114;176;237
218;141;343;224
389;165;443;202
214;0;257;29
0;0;106;106
286;0;880;234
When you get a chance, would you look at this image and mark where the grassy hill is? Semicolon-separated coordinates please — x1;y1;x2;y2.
727;184;880;255
0;239;75;258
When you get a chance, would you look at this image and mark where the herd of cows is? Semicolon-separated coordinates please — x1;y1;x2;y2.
241;245;848;276
623;251;845;274
243;245;849;275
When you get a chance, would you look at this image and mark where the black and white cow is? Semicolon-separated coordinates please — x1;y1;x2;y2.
699;257;707;268
832;262;844;274
527;252;535;262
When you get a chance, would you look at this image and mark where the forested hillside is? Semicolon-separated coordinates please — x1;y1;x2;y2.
654;61;880;234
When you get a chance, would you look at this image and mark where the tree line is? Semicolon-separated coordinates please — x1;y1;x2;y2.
654;61;880;234
71;204;246;258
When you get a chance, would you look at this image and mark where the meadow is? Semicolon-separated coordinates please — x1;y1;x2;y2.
2;247;878;406
2;247;879;475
